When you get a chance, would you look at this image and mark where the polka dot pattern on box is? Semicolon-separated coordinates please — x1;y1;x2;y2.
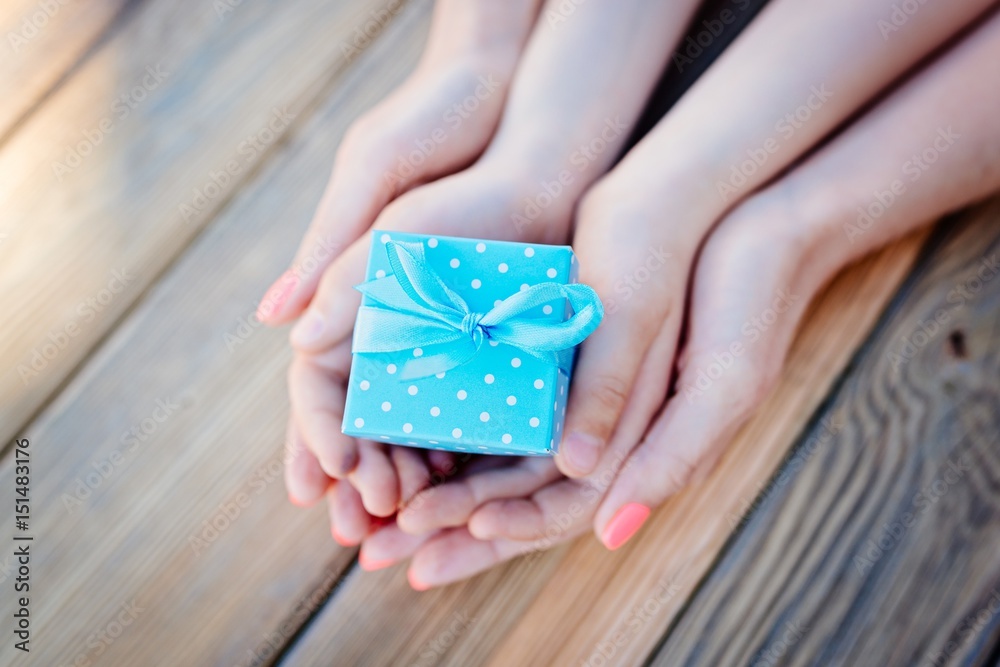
342;231;578;455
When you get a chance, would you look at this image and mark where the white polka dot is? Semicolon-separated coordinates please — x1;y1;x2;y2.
403;423;413;433
375;269;386;279
359;380;370;391
480;412;490;422
546;268;557;278
520;284;529;292
430;406;441;417
530;417;540;427
471;279;482;289
484;374;495;384
476;242;486;253
380;435;390;440
381;401;391;412
407;385;418;396
494;300;503;308
413;347;423;357
556;422;561;433
498;263;508;273
542;305;553;315
354;417;365;428
511;358;522;368
452;428;463;438
502;434;512;444
427;238;438;248
450;258;460;268
534;379;544;389
524;247;535;257
386;364;397;375
380;233;391;244
429;440;439;445
506;395;517;406
436;372;446;379
559;385;564;395
457;390;467;400
554;401;558;411
571;255;575;264
488;340;499;347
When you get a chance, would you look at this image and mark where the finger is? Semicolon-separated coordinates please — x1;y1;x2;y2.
288;342;358;478
391;446;432;507
348;441;400;518
407;527;577;590
328;480;372;547
284;419;330;507
359;523;434;572
397;456;560;535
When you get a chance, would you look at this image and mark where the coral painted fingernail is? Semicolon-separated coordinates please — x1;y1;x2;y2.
601;503;651;550
408;569;431;591
290;309;325;347
288;491;310;507
358;552;396;572
257;270;298;321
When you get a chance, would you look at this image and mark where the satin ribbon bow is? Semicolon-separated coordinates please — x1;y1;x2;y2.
352;240;604;380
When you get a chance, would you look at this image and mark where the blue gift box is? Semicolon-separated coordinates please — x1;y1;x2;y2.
341;231;603;456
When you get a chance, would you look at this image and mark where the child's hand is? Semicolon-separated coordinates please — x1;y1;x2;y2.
366;0;1000;587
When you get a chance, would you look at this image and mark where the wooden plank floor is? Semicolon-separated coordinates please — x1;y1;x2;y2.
2;1;998;666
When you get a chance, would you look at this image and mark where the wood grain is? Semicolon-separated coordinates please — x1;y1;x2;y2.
0;2;430;665
276;233;930;666
0;0;129;139
650;201;1000;666
0;0;409;448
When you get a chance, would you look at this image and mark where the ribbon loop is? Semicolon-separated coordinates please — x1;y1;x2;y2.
352;239;603;379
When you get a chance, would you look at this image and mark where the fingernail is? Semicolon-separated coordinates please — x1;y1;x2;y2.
358;552;396;572
408;569;431;591
290;309;325;347
561;432;602;475
257;270;298;321
331;526;353;547
288;491;311;507
601;503;650;550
